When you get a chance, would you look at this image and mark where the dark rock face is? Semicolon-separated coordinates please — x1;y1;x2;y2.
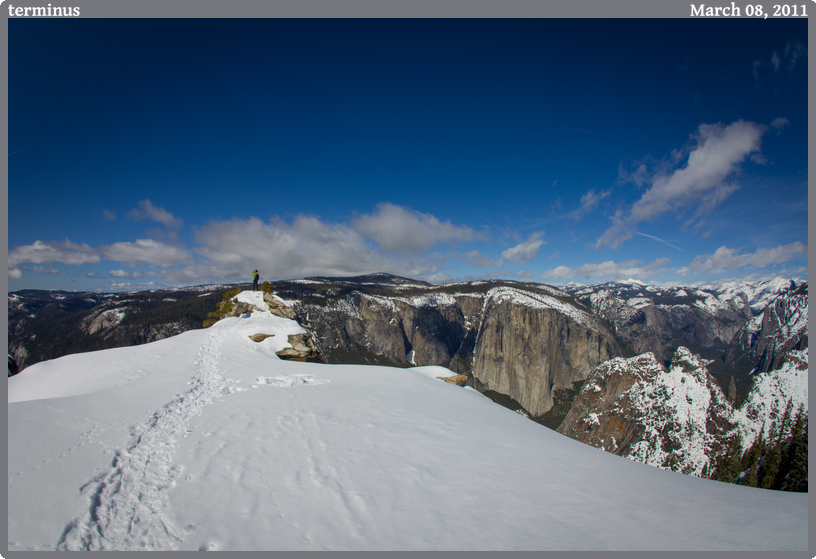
725;283;808;375
471;290;620;417
288;281;621;418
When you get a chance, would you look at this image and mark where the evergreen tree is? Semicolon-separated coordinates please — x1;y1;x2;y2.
780;411;808;492
742;461;759;488
758;441;781;489
739;431;766;488
711;435;743;484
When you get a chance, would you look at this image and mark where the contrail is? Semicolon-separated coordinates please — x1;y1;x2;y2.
633;232;684;251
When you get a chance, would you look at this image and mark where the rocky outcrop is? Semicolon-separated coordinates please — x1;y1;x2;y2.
276;333;320;361
249;333;275;342
263;293;297;320
725;283;808;374
87;307;127;335
558;347;739;477
133;323;188;345
472;287;620;418
437;374;468;385
224;301;260;318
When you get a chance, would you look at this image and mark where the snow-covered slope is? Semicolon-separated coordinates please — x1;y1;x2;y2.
7;293;807;551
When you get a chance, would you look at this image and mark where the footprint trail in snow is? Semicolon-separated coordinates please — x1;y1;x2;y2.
56;323;234;551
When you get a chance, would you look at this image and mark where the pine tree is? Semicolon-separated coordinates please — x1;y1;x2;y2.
780;410;808;492
742;461;759;488
758;441;781;489
712;435;743;484
739;431;765;487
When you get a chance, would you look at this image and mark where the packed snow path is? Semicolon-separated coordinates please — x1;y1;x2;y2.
56;320;236;550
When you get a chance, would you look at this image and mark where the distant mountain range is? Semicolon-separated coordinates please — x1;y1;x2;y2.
7;274;807;487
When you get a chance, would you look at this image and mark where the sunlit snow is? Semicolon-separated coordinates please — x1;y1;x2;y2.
7;292;807;551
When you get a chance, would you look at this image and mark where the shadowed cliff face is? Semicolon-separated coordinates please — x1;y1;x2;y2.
472;293;620;417
291;281;622;418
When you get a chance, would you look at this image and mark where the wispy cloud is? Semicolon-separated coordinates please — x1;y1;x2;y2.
677;242;806;275
499;232;546;265
570;189;611;221
596;120;766;249
770;117;790;135
782;40;806;72
128;199;183;230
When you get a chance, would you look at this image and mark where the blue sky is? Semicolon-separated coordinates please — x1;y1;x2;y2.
8;18;808;292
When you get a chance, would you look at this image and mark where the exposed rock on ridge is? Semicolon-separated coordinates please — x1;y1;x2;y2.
558;347;739;477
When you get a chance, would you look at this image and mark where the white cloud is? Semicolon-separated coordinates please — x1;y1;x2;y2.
542;257;670;281
351;203;474;255
194;215;444;281
8;239;101;277
103;209;116;221
99;239;193;267
598;120;766;249
677;242;806;275
128;200;183;229
500;232;546;265
109;269;145;279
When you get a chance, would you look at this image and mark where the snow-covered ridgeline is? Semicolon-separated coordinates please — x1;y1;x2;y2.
625;348;728;477
484;286;599;330
711;277;797;314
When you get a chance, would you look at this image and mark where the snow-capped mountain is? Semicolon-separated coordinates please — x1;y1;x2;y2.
563;277;807;400
7;291;807;551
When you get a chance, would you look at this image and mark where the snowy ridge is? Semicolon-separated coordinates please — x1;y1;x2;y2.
587;290;641;329
484;286;599;331
711;277;796;314
625;348;730;476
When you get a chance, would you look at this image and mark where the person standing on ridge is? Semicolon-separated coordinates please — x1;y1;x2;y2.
252;270;260;291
